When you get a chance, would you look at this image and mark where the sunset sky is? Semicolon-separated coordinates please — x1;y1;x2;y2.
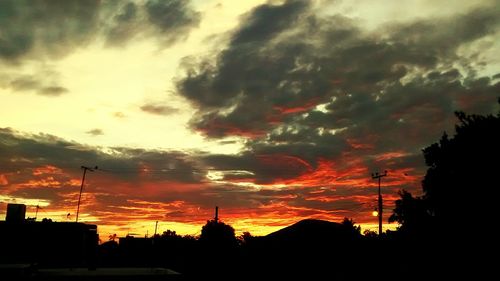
1;0;499;238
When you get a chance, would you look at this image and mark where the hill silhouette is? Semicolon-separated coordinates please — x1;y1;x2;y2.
264;219;361;244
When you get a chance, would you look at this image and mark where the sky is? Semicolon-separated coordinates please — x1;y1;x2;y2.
1;0;499;238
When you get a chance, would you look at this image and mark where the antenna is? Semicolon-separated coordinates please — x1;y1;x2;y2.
76;165;98;223
214;206;219;223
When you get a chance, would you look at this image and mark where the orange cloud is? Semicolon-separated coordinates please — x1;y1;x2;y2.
0;174;8;186
32;165;63;176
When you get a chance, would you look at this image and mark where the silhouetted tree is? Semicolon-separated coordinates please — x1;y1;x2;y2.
237;231;255;246
389;190;432;236
199;219;237;248
341;217;361;236
422;110;500;228
161;229;179;238
363;229;378;239
392;100;500;238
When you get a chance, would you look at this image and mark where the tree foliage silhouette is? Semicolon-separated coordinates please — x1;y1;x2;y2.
199;219;237;248
391;100;500;237
341;217;361;236
238;231;254;246
389;190;432;236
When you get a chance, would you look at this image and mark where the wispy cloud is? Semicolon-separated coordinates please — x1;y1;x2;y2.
140;104;179;116
86;129;104;136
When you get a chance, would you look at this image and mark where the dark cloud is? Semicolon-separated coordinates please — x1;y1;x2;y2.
0;0;201;61
145;0;201;45
177;0;314;110
231;0;310;45
104;0;201;47
140;104;179;116
388;6;500;59
104;2;139;46
177;1;500;141
86;129;104;136
38;86;68;97
0;128;201;184
9;76;40;91
0;0;101;61
4;74;69;97
201;152;312;184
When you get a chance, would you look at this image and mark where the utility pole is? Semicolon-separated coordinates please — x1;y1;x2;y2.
154;221;158;236
371;170;387;236
35;205;40;221
76;165;97;223
214;206;219;223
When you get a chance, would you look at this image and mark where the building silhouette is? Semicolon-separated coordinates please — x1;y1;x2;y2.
0;203;98;268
